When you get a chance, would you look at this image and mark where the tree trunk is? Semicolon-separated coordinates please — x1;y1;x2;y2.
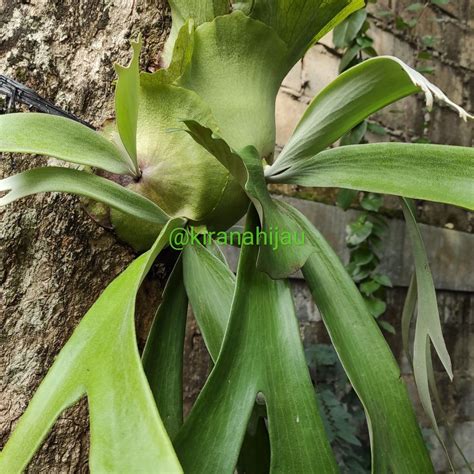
0;1;170;471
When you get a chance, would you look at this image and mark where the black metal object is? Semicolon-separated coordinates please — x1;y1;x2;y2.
0;74;94;129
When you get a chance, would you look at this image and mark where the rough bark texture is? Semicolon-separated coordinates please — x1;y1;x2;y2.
1;1;170;471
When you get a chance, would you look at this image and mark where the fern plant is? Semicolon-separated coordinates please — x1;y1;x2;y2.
1;1;473;472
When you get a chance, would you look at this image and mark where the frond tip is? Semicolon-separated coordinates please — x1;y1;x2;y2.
381;55;473;121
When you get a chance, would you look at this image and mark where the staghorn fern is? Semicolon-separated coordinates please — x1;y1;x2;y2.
0;1;473;472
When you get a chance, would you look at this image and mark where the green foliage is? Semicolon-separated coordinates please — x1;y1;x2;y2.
142;256;188;439
0;0;472;472
0;166;170;224
306;344;370;473
0;220;185;472
401;199;453;426
374;0;452;73
176;209;337;473
0;113;136;175
344;196;394;333
268;142;474;210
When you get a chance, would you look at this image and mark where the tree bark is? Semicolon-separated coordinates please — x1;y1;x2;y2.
0;1;170;471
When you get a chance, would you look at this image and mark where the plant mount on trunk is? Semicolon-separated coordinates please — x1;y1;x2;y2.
0;1;473;472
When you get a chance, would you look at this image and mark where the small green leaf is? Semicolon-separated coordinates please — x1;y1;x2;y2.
422;35;437;47
348;264;371;282
340;120;367;146
365;297;387;317
360;279;381;296
395;16;410;30
337;188;358;210
367;122;387;136
347;217;373;245
373;273;393;287
418;51;433;60
406;2;425;12
333;9;368;48
339;44;362;72
355;36;373;49
416;66;435;75
351;248;374;266
378;320;396;334
360;192;383;211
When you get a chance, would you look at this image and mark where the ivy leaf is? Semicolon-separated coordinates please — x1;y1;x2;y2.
346;217;373;245
337;188;359;210
416;66;435;75
351;248;374;266
355;36;373;49
422;35;437;47
333;9;368;48
406;2;425;12
340;120;367;146
360;279;381;296
339;44;362;72
360;192;383;211
418;51;433;60
367;122;387;136
378;320;396;334
373;273;393;288
347;264;372;282
365;297;387;317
